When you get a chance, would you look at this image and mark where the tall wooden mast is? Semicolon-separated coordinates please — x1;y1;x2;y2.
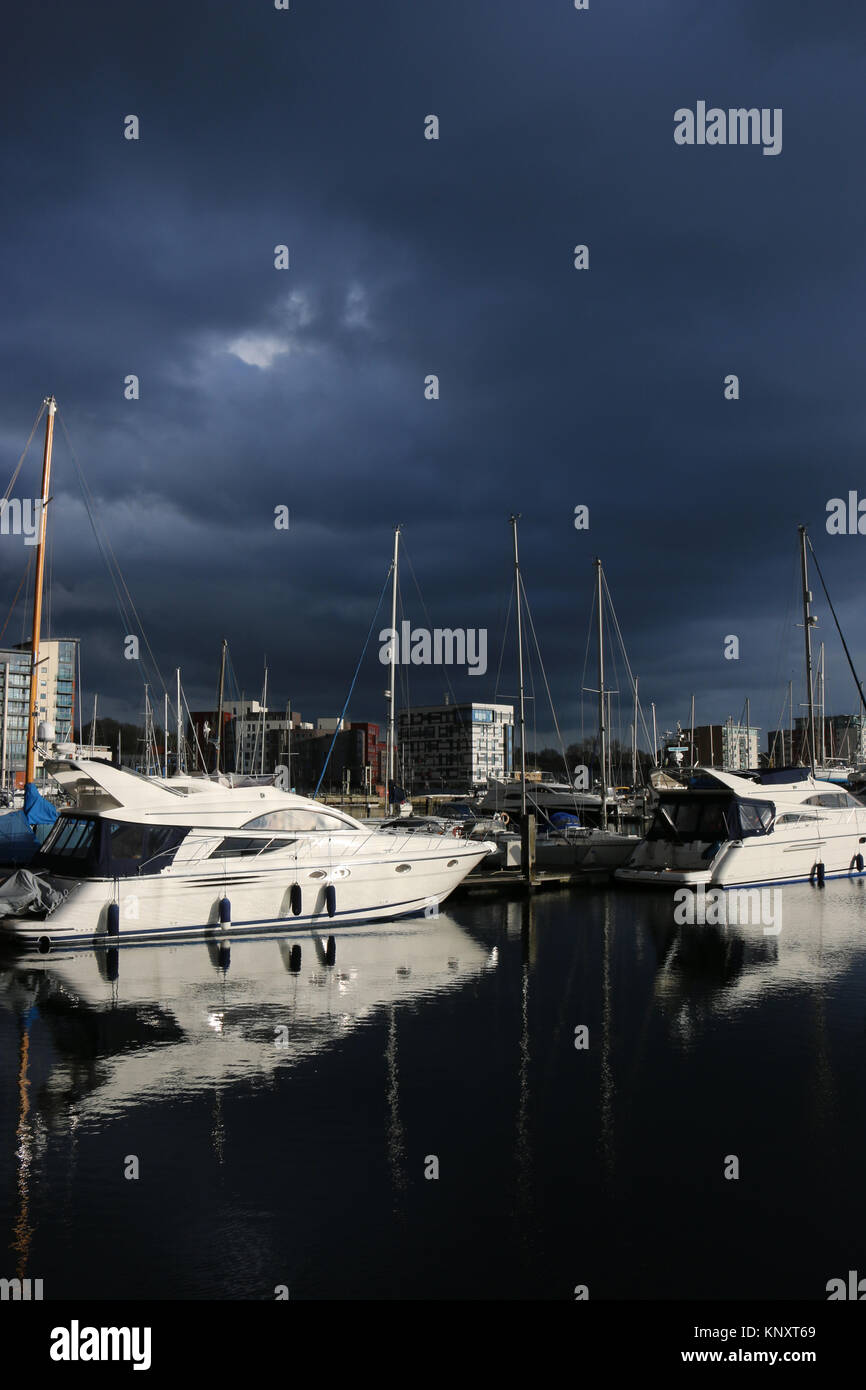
25;397;56;785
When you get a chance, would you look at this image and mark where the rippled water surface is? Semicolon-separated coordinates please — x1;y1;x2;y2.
2;882;865;1300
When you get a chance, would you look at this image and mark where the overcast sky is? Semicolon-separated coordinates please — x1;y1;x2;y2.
2;0;865;756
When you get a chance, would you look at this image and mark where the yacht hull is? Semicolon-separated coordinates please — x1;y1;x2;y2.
617;820;866;888
0;840;492;950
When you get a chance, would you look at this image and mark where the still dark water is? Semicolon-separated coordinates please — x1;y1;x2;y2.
2;882;866;1301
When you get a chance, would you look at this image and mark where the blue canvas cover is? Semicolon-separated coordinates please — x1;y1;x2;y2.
23;782;58;825
0;810;39;864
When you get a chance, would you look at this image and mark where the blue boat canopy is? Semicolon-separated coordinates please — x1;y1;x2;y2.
550;810;582;829
0;810;40;863
23;782;59;825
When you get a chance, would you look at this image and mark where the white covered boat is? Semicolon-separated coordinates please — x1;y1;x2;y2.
615;766;866;888
477;774;617;819
0;758;494;950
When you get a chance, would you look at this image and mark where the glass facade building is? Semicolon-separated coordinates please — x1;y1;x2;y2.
398;702;514;791
0;637;79;786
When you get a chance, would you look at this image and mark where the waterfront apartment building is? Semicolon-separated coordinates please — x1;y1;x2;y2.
398;702;514;791
288;721;388;794
0;638;78;787
767;713;866;767
350;722;388;787
293;725;368;794
692;721;760;771
188;702;388;792
803;712;865;764
190;701;296;775
224;700;296;775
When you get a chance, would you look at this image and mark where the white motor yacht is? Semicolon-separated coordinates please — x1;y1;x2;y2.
477;774;617;819
616;766;866;888
0;758;494;950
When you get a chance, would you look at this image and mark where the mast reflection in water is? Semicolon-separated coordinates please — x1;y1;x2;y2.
2;886;866;1299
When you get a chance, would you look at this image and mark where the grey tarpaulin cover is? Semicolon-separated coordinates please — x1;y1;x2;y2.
0;869;64;920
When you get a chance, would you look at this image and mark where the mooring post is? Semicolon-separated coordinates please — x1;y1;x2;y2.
521;812;536;888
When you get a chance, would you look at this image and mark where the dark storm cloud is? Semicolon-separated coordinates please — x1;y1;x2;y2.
1;0;865;749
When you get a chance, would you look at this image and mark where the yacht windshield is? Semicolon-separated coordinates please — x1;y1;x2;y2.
648;795;774;843
34;816;187;877
40;816;97;860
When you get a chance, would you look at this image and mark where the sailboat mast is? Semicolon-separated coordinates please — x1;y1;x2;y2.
260;662;268;776
385;526;400;804
799;525;817;777
76;641;83;747
25;397;56;785
511;517;527;821
818;643;826;766
2;663;8;791
163;692;168;778
596;557;607;829
143;687;151;773
215;638;227;774
632;675;638;786
176;668;182;775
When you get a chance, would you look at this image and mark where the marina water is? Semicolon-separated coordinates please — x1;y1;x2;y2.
2;883;865;1300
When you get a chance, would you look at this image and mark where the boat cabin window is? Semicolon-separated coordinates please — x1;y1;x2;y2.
648;795;775;842
736;802;775;834
804;792;860;809
242;808;357;832
105;822;186;872
647;797;732;842
109;821;147;861
210;837;296;858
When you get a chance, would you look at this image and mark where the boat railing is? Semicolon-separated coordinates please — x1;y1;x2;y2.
138;829;377;872
137;845;190;875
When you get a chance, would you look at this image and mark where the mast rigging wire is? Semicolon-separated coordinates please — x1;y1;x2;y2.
312;567;392;800
806;534;866;717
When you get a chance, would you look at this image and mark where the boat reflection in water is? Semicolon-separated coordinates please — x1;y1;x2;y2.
643;878;866;1033
0;916;495;1124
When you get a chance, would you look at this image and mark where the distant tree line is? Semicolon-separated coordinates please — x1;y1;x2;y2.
517;738;655;783
84;717;162;759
